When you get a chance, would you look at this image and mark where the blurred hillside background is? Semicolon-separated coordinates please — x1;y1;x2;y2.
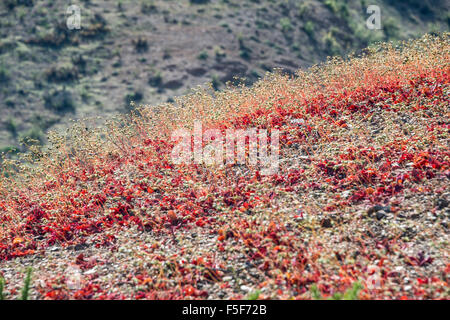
0;0;449;152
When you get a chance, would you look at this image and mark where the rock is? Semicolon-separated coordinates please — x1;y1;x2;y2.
436;198;449;210
376;211;387;221
84;266;97;275
321;218;333;228
240;285;251;292
74;243;88;251
368;205;391;216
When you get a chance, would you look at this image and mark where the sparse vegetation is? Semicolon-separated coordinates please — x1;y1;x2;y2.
21;267;32;300
43;88;75;113
5;117;18;137
124;90;144;109
132;37;149;53
304;21;315;38
0;60;10;83
197;50;209;60
279;17;293;33
0;35;448;300
44;63;79;82
311;282;363;300
148;71;163;87
0;0;448;153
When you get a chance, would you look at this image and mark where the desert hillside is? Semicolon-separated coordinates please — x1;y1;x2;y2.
0;0;449;153
0;34;448;300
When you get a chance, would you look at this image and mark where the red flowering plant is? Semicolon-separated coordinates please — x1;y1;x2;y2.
0;34;448;299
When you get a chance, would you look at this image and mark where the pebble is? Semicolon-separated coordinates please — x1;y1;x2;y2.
240;285;252;292
376;211;387;220
321;218;333;228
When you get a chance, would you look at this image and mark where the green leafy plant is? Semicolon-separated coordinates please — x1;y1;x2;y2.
21;267;33;300
0;276;5;300
5;117;18;137
280;17;293;33
197;50;209;60
0;268;33;300
0;61;10;83
311;282;363;300
304;21;315;38
246;290;261;300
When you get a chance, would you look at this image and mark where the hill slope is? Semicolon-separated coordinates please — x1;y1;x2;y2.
1;0;449;152
0;34;449;300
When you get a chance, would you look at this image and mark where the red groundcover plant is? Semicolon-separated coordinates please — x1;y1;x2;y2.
0;34;448;300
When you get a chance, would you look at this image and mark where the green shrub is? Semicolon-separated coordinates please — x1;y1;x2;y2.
0;276;4;300
197;50;209;60
280;17;293;33
21;267;32;300
0;268;33;300
190;0;210;4
237;34;252;60
311;282;363;300
4;0;34;10
384;18;400;39
20;126;44;145
246;290;261;300
5;117;18;136
132;37;149;53
211;75;221;91
304;21;315;38
141;0;157;14
44;88;76;113
214;46;226;61
149;71;163;87
323;31;342;56
0;146;18;155
125;90;143;108
44;63;79;82
0;61;10;83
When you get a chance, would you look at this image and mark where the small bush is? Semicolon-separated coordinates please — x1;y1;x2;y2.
133;37;149;53
197;50;209;60
19;126;44;145
214;46;226;61
304;21;315;38
141;0;157;14
0;268;33;300
5;117;18;136
0;61;10;83
44;88;76;113
149;71;163;87
4;0;34;10
323;31;342;56
21;267;32;300
311;282;363;300
190;0;210;4
0;276;4;300
384;18;400;39
211;74;221;91
80;14;109;38
0;146;18;155
45;63;79;82
280;17;293;33
125;90;144;108
237;34;252;60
